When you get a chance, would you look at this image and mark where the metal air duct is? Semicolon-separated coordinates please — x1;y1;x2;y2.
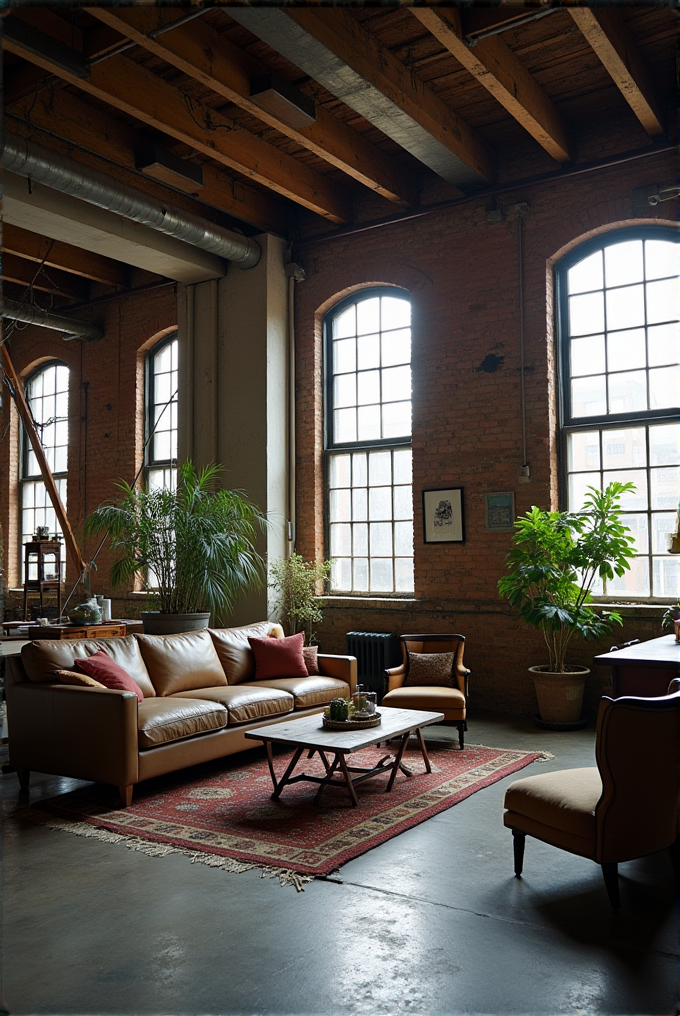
2;298;103;341
3;133;261;269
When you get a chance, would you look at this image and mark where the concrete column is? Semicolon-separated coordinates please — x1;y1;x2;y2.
178;234;289;625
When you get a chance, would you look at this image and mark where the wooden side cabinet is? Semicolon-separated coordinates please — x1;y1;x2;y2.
594;635;680;698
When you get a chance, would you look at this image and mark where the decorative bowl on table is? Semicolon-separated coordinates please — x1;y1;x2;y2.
67;598;103;625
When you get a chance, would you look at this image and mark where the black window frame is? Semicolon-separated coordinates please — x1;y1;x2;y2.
144;332;178;490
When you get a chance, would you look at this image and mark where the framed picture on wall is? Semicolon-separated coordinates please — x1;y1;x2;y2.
485;492;516;531
422;487;464;543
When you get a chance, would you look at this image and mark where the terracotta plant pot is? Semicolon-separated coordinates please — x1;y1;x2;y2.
141;611;211;635
529;665;589;724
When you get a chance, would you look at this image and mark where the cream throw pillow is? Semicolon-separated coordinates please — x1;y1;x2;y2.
405;651;454;688
55;668;105;688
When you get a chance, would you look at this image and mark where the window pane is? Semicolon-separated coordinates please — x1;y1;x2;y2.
645;239;679;282
369;451;391;486
649;366;680;410
571;375;606;417
649;422;680;466
331;558;351;590
569;291;604;336
604;240;643;287
334;408;357;443
381;328;411;367
393;447;413;484
381;365;411;403
607;371;647;414
370;522;392;556
381;296;410;331
607;556;649;597
369;487;392;521
352;452;367;487
571;335;604;377
353;523;368;556
568;431;600;472
568;250;603;294
395;557;414;593
353;558;369;592
394;521;413;556
650;466;679;509
356;297;380;336
648;322;680;367
646;278;679;325
382;401;411;439
154;431;171;461
393;485;413;520
568;472;600;511
329;488;351;522
651;513;675;553
330;523;352;557
352;488;367;521
155;372;172;405
602;469;648;509
370;558;393;592
606;329;646;372
620;513;648;554
357;405;381;441
333;305;356;339
602;428;646;469
334;373;356;409
329;454;351;489
155;343;172;373
357;370;380;406
653;555;680;597
606;284;645;331
334;338;356;374
357;333;380;370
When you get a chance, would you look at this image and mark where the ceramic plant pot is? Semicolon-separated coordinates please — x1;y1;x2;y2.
140;611;211;635
529;665;589;725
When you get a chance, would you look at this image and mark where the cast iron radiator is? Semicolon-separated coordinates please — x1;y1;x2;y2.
345;632;402;700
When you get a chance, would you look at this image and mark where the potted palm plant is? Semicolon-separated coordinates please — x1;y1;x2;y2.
269;553;331;645
84;461;267;634
498;482;636;725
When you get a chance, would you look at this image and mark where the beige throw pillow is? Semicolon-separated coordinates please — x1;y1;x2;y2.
405;651;454;688
55;668;105;688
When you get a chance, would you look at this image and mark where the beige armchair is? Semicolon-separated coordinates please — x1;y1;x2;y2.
382;634;469;748
503;683;680;908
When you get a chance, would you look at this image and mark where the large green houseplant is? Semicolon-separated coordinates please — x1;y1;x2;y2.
84;461;266;633
498;481;636;724
269;553;331;645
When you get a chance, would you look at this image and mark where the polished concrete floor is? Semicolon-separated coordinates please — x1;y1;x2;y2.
1;712;677;1016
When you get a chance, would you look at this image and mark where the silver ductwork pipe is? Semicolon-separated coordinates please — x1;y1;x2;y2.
2;298;103;341
3;133;261;269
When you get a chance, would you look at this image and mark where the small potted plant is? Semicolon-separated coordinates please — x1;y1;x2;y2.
269;552;331;645
498;482;636;725
84;461;267;634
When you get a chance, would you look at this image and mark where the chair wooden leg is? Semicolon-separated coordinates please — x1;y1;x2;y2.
512;829;526;876
457;723;465;749
601;862;620;909
119;785;133;808
17;768;30;791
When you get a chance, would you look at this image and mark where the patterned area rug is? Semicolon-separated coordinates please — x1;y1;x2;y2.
37;741;545;890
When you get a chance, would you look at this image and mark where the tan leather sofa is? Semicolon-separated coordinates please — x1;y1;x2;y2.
5;621;357;806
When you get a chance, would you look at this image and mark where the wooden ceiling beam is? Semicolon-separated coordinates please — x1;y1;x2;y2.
86;6;417;207
411;7;572;164
6;85;288;235
1;252;90;302
2;224;128;288
568;7;664;137
3;28;351;223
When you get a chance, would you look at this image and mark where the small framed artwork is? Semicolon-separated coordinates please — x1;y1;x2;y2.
485;492;516;531
422;487;464;543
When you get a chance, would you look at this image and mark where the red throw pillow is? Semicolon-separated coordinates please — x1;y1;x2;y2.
75;649;144;703
248;632;308;680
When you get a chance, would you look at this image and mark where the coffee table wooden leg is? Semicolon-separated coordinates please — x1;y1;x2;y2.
270;745;304;799
314;751;340;806
386;733;410;792
337;753;360;807
416;727;432;773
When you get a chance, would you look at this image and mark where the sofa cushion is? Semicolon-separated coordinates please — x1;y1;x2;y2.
253;676;350;709
504;768;601;841
249;632;307;680
302;645;320;676
136;629;227;696
405;651;455;687
171;684;294;725
21;635;155;696
208;622;284;684
55;668;104;689
382;684;465;718
137;698;228;750
75;649;144;703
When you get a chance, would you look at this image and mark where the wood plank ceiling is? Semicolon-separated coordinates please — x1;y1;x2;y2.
2;3;676;310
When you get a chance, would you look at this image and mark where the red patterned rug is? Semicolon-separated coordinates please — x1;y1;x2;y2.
37;741;545;889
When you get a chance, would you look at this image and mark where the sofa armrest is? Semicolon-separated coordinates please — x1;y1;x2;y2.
386;664;406;692
7;682;139;787
318;654;357;694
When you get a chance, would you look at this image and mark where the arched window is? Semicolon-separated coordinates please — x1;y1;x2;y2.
19;362;69;581
557;228;679;598
325;288;413;594
145;333;178;490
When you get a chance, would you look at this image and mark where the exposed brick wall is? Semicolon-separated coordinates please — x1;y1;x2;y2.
292;150;676;718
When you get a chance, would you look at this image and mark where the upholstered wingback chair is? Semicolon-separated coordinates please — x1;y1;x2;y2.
382;634;469;748
503;684;680;908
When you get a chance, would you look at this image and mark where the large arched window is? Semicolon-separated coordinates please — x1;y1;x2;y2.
19;362;69;581
145;333;178;490
325;288;413;594
557;228;679;598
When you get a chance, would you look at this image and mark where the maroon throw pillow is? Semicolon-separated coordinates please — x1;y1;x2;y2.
248;632;308;680
75;649;144;703
302;645;320;676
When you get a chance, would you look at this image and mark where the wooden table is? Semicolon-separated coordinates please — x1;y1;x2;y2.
593;634;680;698
245;705;444;807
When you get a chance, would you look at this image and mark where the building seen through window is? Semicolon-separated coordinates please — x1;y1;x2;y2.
325;290;414;594
559;231;679;597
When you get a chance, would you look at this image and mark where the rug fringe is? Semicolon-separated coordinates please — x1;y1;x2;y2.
465;744;555;762
41;816;313;890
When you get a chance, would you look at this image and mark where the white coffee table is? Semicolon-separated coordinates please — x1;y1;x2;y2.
244;705;444;807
